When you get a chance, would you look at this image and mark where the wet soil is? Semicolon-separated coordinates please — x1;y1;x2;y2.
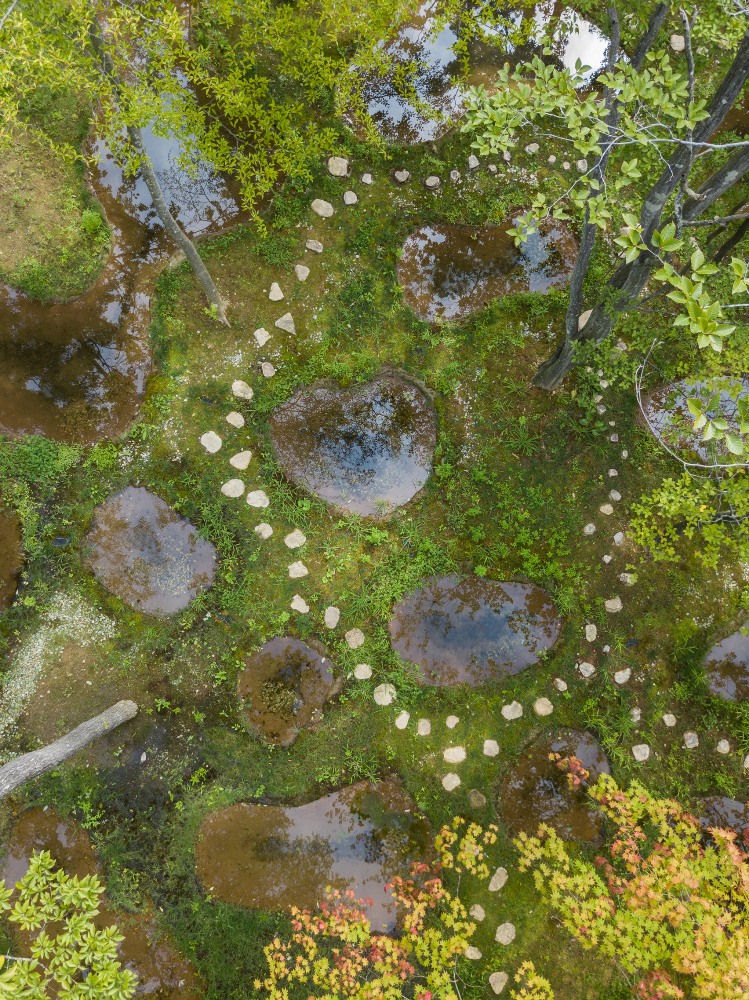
194;778;432;932
704;623;749;701
237;636;341;746
696;795;749;837
389;575;561;686
398;221;577;323
269;372;437;517
0;506;22;611
85;487;217;615
498;729;610;842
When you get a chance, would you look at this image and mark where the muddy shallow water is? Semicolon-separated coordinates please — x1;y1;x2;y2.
498;729;610;842
399;221;577;323
703;623;749;701
696;795;749;836
85;486;216;615
390;575;561;686
237;636;341;746
270;373;437;517
0;506;22;610
195;779;431;931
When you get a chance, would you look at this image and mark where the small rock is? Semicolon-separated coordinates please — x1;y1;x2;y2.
663;713;677;727
311;198;334;218
295;264;310;281
547;154;557;165
284;529;306;549
576;158;588;172
615;339;628;352
619;572;634;586
449;169;461;183
361;172;373;184
345;628;365;649
495;922;516;945
464;945;482;960
468;788;487;809
743;754;749;770
274;312;296;334
597;404;607;415
670;33;685;52
468;154;480;169
324;606;340;629
343;190;358;205
632;744;650;762
525;142;539;154
578;662;596;678
444;746;467;764
610;432;619;443
354;663;372;680
609;468;619;478
683;731;699;750
220;479;245;498
395;711;410;729
247;490;270;508
483;739;499;757
489;867;508;892
261;362;276;378
610;489;621;501
291;594;309;613
469;903;486;921
446;715;459;729
503;150;511;162
603;554;613;564
578;309;592;331
327;156;350;177
585;624;598;642
253;327;271;346
230;450;252;470
603;644;610;653
488;163;498;174
200;431;222;453
417;718;432;736
631;707;642;723
501;701;523;720
562;160;571;169
614;532;625;545
716;739;730;755
605;596;623;613
268;282;284;301
306;239;324;253
614;668;631;685
490;972;509;995
534;697;554;717
583;522;596;535
226;411;245;428
393;168;410;184
232;379;254;400
553;678;568;692
374;683;396;706
254;523;273;540
425;175;441;189
442;773;461;791
621;449;629;459
288;561;308;579
600;503;614;515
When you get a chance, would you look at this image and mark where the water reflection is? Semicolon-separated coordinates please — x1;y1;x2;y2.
696;795;749;836
704;624;749;701
0;505;22;610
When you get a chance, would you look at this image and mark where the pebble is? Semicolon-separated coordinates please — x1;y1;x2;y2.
547;154;557;164
327;156;349;176
345;628;365;649
622;449;629;459
610;489;621;501
619;572;635;586
468;788;487;809
226;411;244;428
254;523;273;539
609;468;619;478
503;150;511;162
425;175;441;189
716;739;730;755
229;450;252;470
616;339;628;351
442;773;461;791
374;683;396;706
484;739;500;757
395;711;410;729
311;198;334;217
600;379;609;389
284;529;306;549
495;922;516;945
247;490;270;508
443;746;467;764
599;503;614;515
610;433;619;443
578;662;596;678
501;701;523;720
393;168;410;183
274;312;296;334
663;713;677;727
683;731;699;749
631;707;642;722
562;160;571;169
464;946;482;960
489;867;508;892
670;33;686;52
602;554;613;564
583;523;596;535
449;169;461;183
468;154;480;169
261;362;276;378
417;718;431;736
200;431;222;453
488;163;497;174
295;264;310;282
605;596;623;613
553;678;568;692
744;754;749;770
253;327;271;346
220;479;245;498
354;663;372;680
525;142;539;154
291;595;309;613
576;158;588;172
306;239;323;253
490;972;509;995
614;532;625;545
324;606;340;629
603;644;610;653
533;697;554;716
614;668;631;685
232;379;254;400
268;282;284;301
469;904;485;921
361;172;373;184
446;715;459;729
632;744;650;762
597;404;607;415
343;190;358;205
585;624;597;642
288;561;308;579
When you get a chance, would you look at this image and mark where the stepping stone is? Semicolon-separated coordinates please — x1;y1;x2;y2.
232;379;254;400
576;158;588;172
343;191;358;205
585;624;597;641
489;867;508;892
605;596;623;613
306;239;323;253
603;554;613;564
562;160;571;169
663;713;677;727
442;773;461;791
599;503;614;515
631;707;642;722
275;312;296;334
230;450;252;470
226;411;245;428
614;532;625;545
525;142;539;154
324;606;340;628
469;904;485;921
603;644;611;653
269;282;284;301
610;489;622;501
670;32;685;51
361;173;373;184
395;711;410;729
443;746;467;764
716;739;730;755
547;154;557;164
449;169;461;183
533;697;553;717
468;788;487;809
221;479;245;498
609;468;619;477
288;561;308;579
610;432;619;442
374;683;396;706
578;662;596;678
393;169;410;183
253;327;271;347
621;449;629;459
247;490;270;508
619;572;635;586
261;362;276;378
495;922;516;945
744;754;749;770
501;701;522;720
284;529;306;549
425;175;440;189
291;594;309;613
354;663;372;680
295;264;310;281
446;715;459;729
327;156;349;176
345;628;365;649
484;739;499;757
417;718;431;736
254;523;273;540
614;668;631;685
468;154;480;169
490;972;509;995
632;744;650;762
464;946;482;960
554;678;568;692
503;150;511;162
311;198;334;217
597;404;607;415
683;731;699;749
200;431;222;453
583;523;596;535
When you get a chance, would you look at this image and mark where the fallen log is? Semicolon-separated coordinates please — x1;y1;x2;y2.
0;700;138;798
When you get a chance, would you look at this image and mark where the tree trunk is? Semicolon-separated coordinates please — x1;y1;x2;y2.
0;701;138;798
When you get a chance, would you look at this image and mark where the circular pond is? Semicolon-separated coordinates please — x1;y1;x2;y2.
0;505;22;610
237;637;341;746
195;779;431;931
704;623;749;701
498;729;610;842
389;575;561;686
269;373;436;517
85;487;216;615
399;221;577;323
696;796;749;836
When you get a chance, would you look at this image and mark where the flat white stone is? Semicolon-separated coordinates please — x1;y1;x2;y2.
670;33;685;51
716;739;730;755
468;154;480;169
311;198;334;217
503;150;511;162
284;529;306;549
490;972;509;995
578;662;596;678
247;490;270;508
374;683;396;706
275;312;296;335
554;678;568;692
605;596;623;613
450;169;461;182
488;163;498;173
501;701;522;720
484;739;499;757
576;310;593;333
361;172;373;184
614;531;625;545
291;594;309;613
395;710;410;729
619;572;635;586
600;503;614;516
393;168;410;183
295;264;310;282
354;663;372;680
345;628;365;649
576;158;588;172
443;746;467;764
562;160;571;169
610;489;621;501
230;450;252;470
489;867;508;892
469;903;485;921
609;468;619;477
232;379;254;400
597;404;607;415
585;624;597;642
343;190;358;205
442;773;461;791
533;697;554;716
614;668;631;685
306;239;324;253
200;431;222;453
324;606;340;628
603;554;613;564
525;142;539;154
269;282;284;301
744;754;749;770
465;945;482;960
621;450;629;459
631;707;642;723
254;522;273;539
603;645;610;653
417;718;431;736
583;522;596;535
288;561;308;579
547;154;557;164
253;327;271;347
226;411;245;428
663;713;677;727
221;479;245;498
632;743;650;762
610;432;619;442
683;731;699;749
261;362;276;378
327;156;349;177
425;175;440;189
495;922;516;945
446;715;459;729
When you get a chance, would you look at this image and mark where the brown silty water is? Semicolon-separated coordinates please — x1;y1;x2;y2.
703;623;749;701
269;372;437;517
498;729;610;842
389;574;561;686
237;636;342;747
194;778;432;932
2;807;203;998
85;486;217;615
0;505;22;610
0;121;246;445
398;221;577;323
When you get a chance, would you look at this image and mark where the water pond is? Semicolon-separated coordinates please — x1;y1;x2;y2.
0;506;22;611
